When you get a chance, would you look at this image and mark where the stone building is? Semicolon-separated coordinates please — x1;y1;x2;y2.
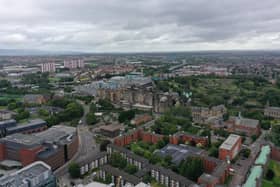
191;105;227;124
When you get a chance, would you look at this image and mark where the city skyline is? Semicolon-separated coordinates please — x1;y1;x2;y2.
1;0;280;53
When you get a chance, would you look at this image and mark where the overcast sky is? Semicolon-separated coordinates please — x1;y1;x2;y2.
1;0;280;52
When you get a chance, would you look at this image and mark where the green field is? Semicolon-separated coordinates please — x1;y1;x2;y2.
262;160;280;187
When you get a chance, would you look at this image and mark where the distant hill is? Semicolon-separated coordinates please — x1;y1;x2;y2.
0;49;86;56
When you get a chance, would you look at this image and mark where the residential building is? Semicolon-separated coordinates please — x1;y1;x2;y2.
77;152;108;175
64;59;85;69
150;165;195;187
97;165;141;187
264;106;280;119
219;134;242;161
41;62;56;73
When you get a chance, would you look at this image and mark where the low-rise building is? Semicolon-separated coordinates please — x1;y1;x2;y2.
100;124;124;138
191;105;226;124
107;144;149;170
219;134;242;161
77;152;108;175
264;106;280;119
225;113;260;136
0;110;16;120
131;114;153;126
0;161;56;187
154;144;204;165
0;119;47;137
150;165;195;187
23;94;48;105
98;165;141;187
0;125;78;169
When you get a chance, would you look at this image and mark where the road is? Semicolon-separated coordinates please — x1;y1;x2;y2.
55;100;99;183
228;130;267;187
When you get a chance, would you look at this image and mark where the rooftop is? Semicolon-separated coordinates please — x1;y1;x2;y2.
100;124;123;132
230;116;259;128
155;144;204;165
0;161;52;187
0;133;40;147
35;125;76;144
219;134;241;150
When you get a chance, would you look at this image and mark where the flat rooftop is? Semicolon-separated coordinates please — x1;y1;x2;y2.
100;124;123;132
35;125;76;143
155;144;204;165
0;161;51;186
0;133;40;147
219;134;241;150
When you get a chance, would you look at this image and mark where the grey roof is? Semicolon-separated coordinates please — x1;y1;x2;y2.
265;106;280;112
199;173;218;183
155;144;204;165
212;161;228;177
219;134;241;150
0;133;41;148
6;119;47;134
0;161;52;187
35;125;76;144
230;116;259;128
0;119;17;128
1;125;76;149
77;152;107;166
100;165;141;185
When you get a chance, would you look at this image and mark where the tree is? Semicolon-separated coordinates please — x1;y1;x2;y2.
156;140;167;149
68;162;80;178
118;110;135;123
15;110;30;121
240;148;251;158
179;157;204;181
266;169;275;180
86;113;98;125
208;147;219;158
110;153;127;169
124;164;138;174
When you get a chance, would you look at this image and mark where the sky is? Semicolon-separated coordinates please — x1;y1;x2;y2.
0;0;280;53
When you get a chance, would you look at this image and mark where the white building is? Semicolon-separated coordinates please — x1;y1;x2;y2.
41;63;56;73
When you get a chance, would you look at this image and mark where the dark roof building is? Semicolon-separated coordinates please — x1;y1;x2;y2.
155;144;204;165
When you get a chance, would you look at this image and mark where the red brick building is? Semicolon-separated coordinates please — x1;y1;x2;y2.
169;132;208;147
198;156;229;187
0;125;78;170
130;114;153;126
219;134;242;161
225;114;261;136
114;128;209;148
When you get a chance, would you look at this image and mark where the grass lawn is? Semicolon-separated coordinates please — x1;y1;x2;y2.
262;160;280;187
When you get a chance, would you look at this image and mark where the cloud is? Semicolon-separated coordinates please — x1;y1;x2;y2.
0;0;280;52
